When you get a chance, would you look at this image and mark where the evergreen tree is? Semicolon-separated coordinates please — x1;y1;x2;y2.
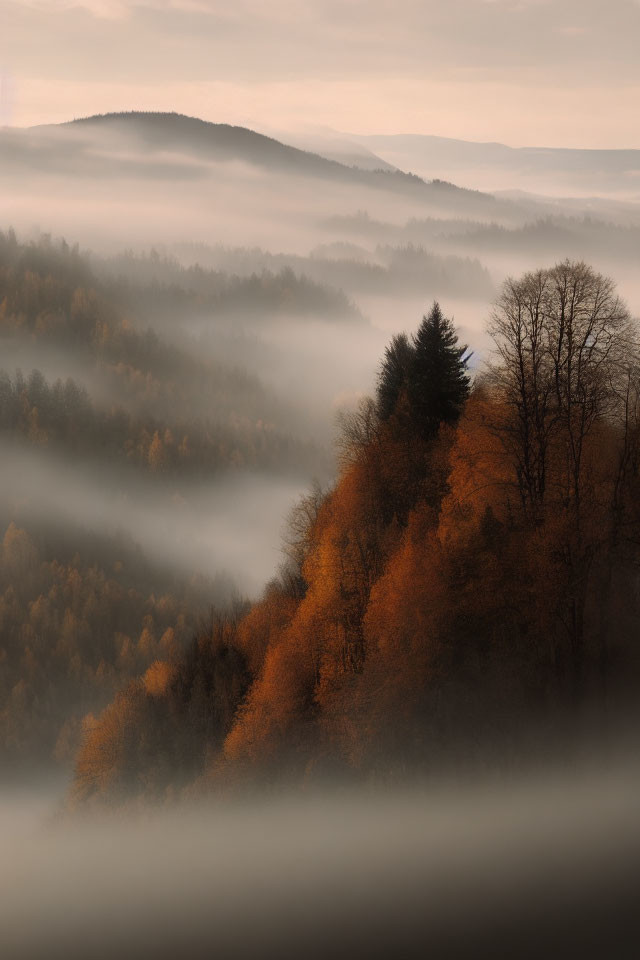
408;302;470;438
376;332;414;420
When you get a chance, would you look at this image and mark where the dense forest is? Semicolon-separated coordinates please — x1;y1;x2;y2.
0;230;348;774
0;229;349;434
161;240;493;303
0;516;236;774
3;186;640;809
71;259;640;806
0;368;317;478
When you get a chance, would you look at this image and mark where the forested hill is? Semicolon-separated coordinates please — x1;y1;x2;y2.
48;112;497;203
0;230;331;472
0;229;342;776
72;261;640;807
68;112;376;177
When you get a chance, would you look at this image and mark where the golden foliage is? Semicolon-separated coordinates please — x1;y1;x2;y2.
143;660;175;698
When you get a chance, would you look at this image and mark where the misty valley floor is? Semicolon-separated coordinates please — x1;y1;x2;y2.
2;762;640;960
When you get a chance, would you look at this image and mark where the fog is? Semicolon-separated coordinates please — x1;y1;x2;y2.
0;438;309;595
0;120;441;253
1;758;639;959
1;126;639;593
342;132;640;200
7;114;639;343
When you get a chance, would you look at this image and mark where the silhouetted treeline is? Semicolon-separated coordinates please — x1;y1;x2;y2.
0;368;320;478
319;210;640;273
72;260;640;806
0;229;329;467
170;239;494;301
96;249;361;324
322;210;521;243
446;215;640;263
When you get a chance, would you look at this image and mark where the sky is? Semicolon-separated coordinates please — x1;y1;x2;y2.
1;0;639;147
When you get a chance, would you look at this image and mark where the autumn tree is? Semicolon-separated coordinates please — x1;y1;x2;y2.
281;479;326;589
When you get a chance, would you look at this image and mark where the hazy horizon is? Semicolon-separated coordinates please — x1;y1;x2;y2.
7;109;640;154
2;1;640;149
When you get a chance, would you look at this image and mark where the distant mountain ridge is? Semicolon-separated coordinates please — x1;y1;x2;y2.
347;131;640;198
66;111;362;176
353;130;640;172
52;112;498;205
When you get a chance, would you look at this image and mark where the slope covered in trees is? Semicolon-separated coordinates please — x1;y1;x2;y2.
0;368;318;478
0;229;346;775
57;112;494;201
0;228;332;508
72;261;640;806
0;517;232;775
164;241;493;304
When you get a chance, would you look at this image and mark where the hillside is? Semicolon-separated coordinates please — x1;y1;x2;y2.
71;263;640;806
0;229;340;774
41;112;502;205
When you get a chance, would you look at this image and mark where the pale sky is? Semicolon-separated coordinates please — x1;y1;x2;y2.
1;0;640;147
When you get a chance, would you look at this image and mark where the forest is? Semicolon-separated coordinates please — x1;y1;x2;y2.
2;204;640;807
0;228;345;775
70;259;640;806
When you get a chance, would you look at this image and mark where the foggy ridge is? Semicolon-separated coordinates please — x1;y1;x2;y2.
348;131;640;198
32;111;492;200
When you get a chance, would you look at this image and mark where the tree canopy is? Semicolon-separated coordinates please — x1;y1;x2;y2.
376;302;470;439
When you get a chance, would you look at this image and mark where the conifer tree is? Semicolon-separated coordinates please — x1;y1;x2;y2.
376;332;414;421
408;302;470;438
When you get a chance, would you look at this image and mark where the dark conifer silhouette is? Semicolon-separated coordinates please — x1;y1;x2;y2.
376;332;414;420
408;302;470;438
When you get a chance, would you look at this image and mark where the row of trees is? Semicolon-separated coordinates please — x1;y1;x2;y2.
72;260;640;804
0;368;317;478
210;241;491;301
0;229;331;447
101;250;360;324
449;215;640;264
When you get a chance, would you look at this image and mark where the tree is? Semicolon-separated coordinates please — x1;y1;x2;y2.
488;261;640;697
282;480;325;577
408;302;470;439
376;333;414;420
489;260;637;518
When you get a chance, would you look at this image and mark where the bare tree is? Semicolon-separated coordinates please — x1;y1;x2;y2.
488;260;640;697
281;479;326;573
488;268;555;516
335;397;380;470
489;260;637;519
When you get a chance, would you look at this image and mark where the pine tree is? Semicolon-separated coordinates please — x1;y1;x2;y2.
408;302;470;439
376;332;415;421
